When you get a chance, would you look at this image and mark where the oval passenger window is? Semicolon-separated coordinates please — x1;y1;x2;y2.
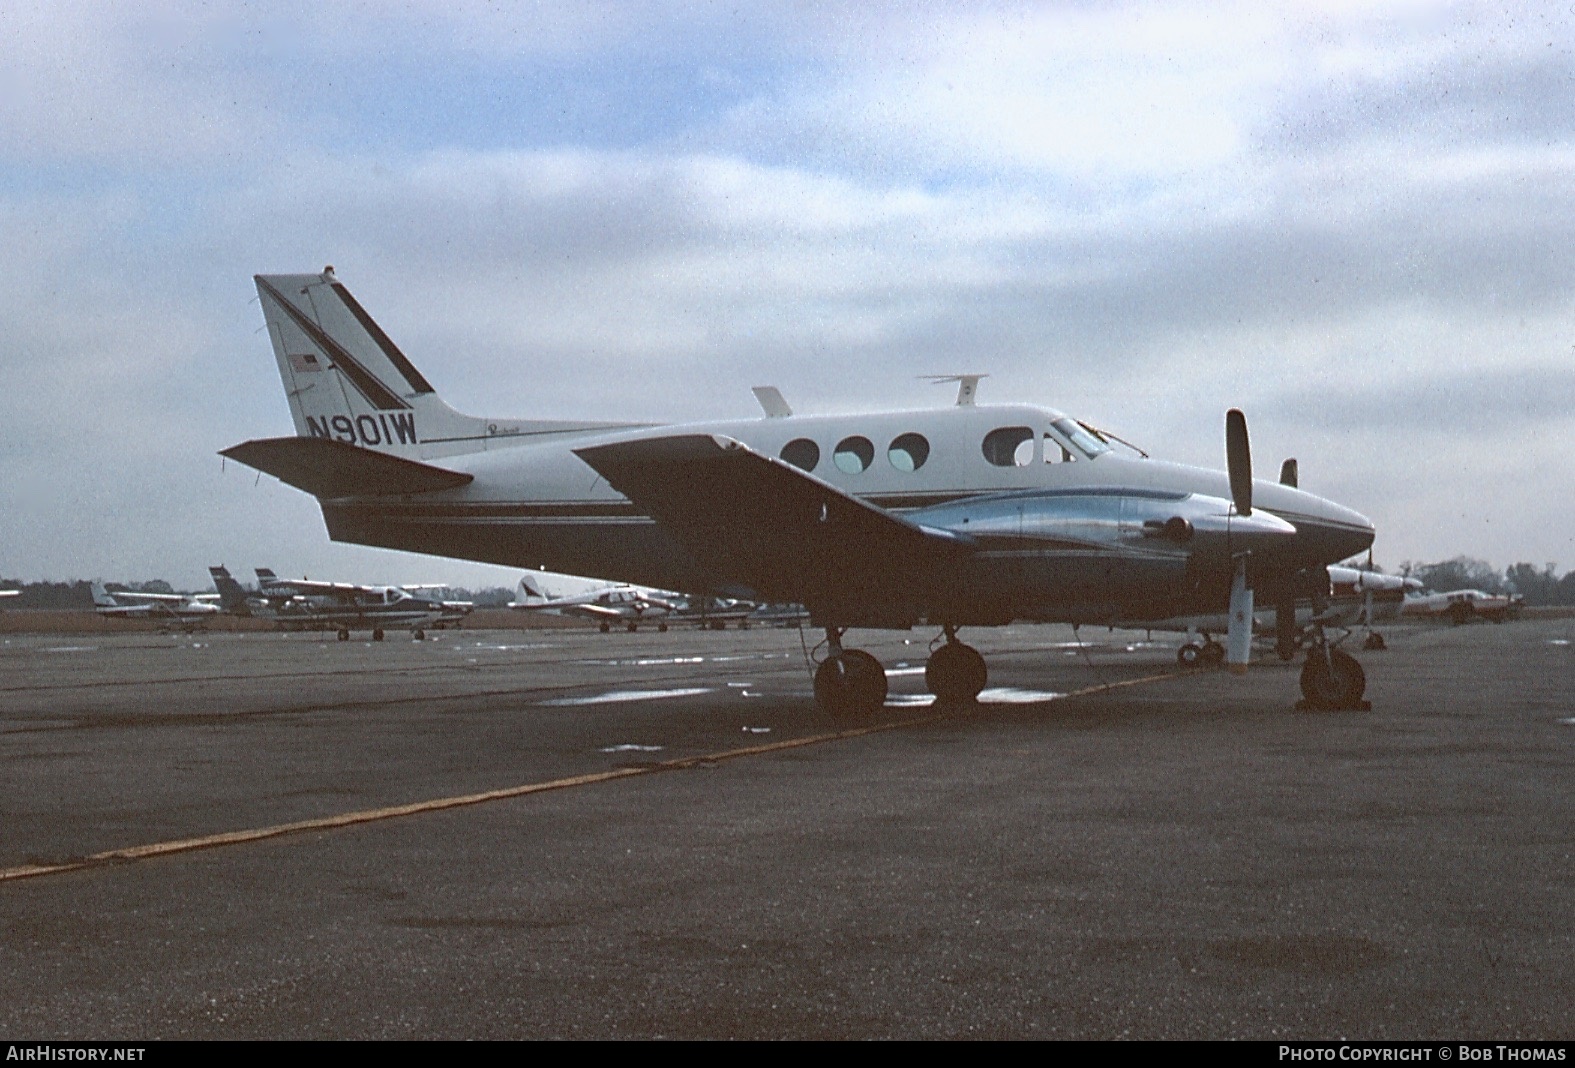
833;436;875;474
888;433;930;473
982;426;1034;467
780;438;820;472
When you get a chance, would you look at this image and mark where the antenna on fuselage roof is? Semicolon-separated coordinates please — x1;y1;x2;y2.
921;374;989;406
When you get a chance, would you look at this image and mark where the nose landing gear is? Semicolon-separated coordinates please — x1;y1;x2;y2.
1298;625;1369;710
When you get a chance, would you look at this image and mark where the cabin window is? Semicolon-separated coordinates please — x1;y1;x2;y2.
887;432;930;473
982;426;1035;467
833;435;875;474
780;438;820;472
1043;433;1074;463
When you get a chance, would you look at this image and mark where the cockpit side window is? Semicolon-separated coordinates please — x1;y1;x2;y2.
1052;417;1111;459
1043;432;1075;463
982;426;1035;467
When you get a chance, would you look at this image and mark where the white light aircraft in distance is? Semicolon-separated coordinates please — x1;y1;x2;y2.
1401;588;1525;626
512;569;679;632
512;569;759;631
223;268;1378;712
91;582;222;630
210;565;467;641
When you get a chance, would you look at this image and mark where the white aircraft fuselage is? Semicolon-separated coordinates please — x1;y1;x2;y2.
314;403;1371;628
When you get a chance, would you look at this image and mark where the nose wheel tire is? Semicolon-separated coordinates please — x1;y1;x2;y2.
337;629;350;642
926;641;987;704
1299;649;1367;710
1177;643;1201;667
814;650;888;716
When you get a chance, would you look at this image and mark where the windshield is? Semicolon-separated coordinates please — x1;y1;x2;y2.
1051;417;1110;459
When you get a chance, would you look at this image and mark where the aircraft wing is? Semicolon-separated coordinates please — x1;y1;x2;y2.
573;434;974;614
221;437;474;498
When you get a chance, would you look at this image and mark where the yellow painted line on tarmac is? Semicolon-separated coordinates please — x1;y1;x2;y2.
0;668;1185;885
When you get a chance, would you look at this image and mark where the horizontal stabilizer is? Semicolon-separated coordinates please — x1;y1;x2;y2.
221;437;474;498
574;434;971;610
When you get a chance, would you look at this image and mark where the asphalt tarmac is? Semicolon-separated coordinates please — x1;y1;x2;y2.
0;618;1570;1039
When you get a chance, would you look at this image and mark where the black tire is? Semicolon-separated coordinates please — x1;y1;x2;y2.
1177;643;1202;667
814;651;887;715
1300;649;1367;709
1363;631;1386;650
373;629;384;642
925;642;988;703
1200;641;1225;666
657;622;668;632
413;629;425;641
600;622;611;633
337;629;349;642
626;622;638;633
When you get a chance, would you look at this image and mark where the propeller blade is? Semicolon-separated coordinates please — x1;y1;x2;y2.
1279;458;1298;488
1227;557;1253;674
1226;408;1252;516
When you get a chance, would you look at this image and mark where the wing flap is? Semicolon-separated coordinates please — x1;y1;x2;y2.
221;437;474;498
574;434;972;613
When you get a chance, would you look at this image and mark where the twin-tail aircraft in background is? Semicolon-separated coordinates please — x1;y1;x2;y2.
209;565;468;641
91;582;222;631
223;268;1378;713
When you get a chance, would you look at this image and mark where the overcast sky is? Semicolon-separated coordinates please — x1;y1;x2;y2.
1;0;1572;590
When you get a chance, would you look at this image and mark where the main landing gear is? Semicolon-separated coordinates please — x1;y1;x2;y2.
813;629;887;716
812;626;988;715
926;626;987;704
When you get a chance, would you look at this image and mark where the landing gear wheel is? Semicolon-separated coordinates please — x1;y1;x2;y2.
711;620;726;631
1300;649;1367;710
1363;631;1386;651
1177;643;1202;667
600;622;611;633
1200;641;1225;667
814;650;887;716
626;621;638;633
739;620;751;630
337;629;350;642
657;622;668;632
413;629;425;641
925;642;988;704
1448;603;1472;626
372;628;384;642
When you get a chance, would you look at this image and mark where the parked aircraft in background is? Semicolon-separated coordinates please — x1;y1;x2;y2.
1402;588;1525;625
1163;564;1418;665
91;582;222;630
512;569;767;632
228;567;468;640
0;589;19;610
512;569;679;632
224;269;1378;712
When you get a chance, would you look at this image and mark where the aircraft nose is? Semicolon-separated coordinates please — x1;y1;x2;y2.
1292;494;1375;563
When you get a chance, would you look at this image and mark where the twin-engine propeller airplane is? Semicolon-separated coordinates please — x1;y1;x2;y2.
512;569;680;632
222;268;1378;713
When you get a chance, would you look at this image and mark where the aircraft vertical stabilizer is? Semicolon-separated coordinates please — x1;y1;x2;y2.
254;269;643;462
